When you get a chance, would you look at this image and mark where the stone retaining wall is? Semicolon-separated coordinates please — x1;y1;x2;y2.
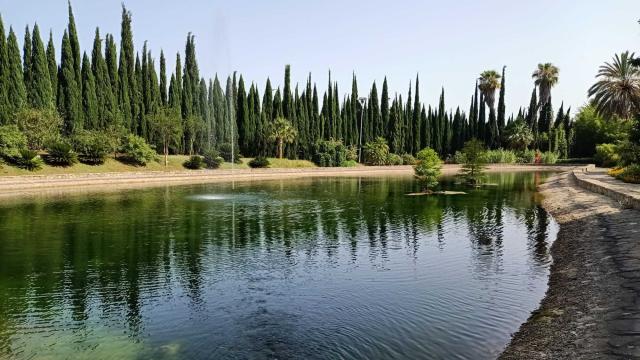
571;165;640;210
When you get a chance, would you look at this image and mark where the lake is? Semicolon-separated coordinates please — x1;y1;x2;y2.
0;172;557;360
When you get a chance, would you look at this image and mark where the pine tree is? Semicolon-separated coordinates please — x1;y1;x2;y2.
81;52;98;128
58;30;82;134
5;28;26;120
28;24;53;109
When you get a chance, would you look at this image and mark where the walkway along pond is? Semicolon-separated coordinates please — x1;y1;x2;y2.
500;170;640;359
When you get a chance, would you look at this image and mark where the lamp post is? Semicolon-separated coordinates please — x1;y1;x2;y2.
358;97;367;163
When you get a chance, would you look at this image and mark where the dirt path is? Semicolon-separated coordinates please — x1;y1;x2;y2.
500;172;640;359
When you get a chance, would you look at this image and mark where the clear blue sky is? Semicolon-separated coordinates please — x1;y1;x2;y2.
2;0;640;116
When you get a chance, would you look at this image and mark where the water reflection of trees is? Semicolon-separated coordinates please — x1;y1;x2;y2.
0;173;554;356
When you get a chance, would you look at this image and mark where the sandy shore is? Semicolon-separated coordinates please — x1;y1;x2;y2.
500;171;640;359
0;164;570;199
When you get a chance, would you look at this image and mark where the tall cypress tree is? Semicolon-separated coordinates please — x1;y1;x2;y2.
526;88;538;141
159;50;167;106
368;82;380;141
23;26;32;93
350;73;359;147
67;1;81;93
28;24;53;109
0;14;8;123
170;53;182;110
105;34;119;104
58;30;81;134
283;64;293;120
81;52;98;129
412;75;421;154
236;76;249;155
119;5;135;129
404;83;412;153
211;75;225;146
46;31;57;105
497;66;506;143
5;27;26;119
381;77;390;142
91;28;116;128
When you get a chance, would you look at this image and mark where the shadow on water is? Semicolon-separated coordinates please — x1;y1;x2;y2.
0;172;557;360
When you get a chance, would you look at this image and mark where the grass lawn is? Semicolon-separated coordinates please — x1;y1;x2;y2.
0;155;317;176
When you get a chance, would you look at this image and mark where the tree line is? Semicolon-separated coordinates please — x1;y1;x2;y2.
0;3;574;164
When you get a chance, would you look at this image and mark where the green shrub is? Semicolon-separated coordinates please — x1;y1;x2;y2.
183;155;204;169
73;130;112;165
203;150;224;169
313;138;347;167
218;143;242;163
120;134;156;166
248;156;270;168
458;139;487;185
414;147;442;192
540;151;559;164
45;141;78;166
340;160;358;167
594;143;620;167
617;164;640;184
363;137;390;166
401;153;416;165
454;151;467;164
0;125;28;160
485;149;517;164
617;140;640;166
517;149;536;164
345;145;359;162
16;108;63;150
387;153;403;166
15;149;43;171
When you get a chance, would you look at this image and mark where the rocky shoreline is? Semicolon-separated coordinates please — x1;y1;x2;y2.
499;171;640;359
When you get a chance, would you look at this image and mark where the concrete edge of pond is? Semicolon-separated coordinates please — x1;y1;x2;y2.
0;164;574;199
572;165;640;210
499;169;640;359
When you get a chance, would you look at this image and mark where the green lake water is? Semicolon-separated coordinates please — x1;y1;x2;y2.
0;172;557;359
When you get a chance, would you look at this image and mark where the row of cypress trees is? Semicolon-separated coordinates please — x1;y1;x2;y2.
0;3;570;160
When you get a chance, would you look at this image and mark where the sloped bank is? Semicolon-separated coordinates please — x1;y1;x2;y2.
500;171;640;359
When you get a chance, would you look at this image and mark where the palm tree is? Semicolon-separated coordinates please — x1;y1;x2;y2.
269;117;297;159
478;70;501;148
532;63;559;108
505;118;534;150
478;70;501;112
588;51;640;119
